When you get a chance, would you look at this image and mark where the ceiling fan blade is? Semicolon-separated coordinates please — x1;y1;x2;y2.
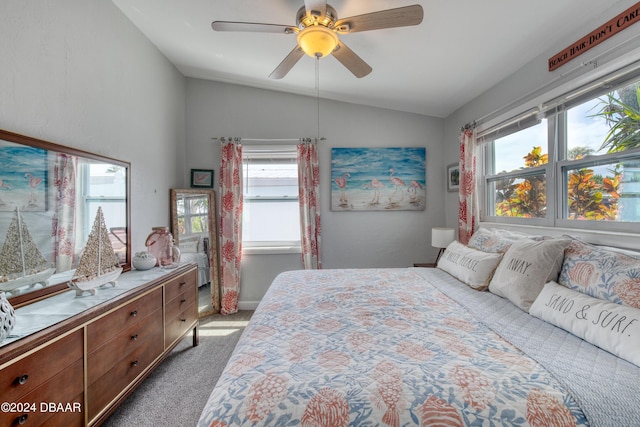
212;21;297;34
331;41;372;78
335;5;423;33
269;46;305;79
304;0;327;20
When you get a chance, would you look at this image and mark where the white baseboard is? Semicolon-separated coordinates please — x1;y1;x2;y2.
238;301;260;310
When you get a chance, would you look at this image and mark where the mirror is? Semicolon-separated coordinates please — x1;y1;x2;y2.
170;189;220;317
0;129;131;307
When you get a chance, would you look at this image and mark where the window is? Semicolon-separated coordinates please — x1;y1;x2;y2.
242;145;301;249
82;162;128;261
175;195;209;236
483;74;640;232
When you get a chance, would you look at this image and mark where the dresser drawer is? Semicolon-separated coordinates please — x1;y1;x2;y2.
165;301;197;347
0;330;83;404
165;283;196;322
87;307;163;383
87;287;162;349
0;359;83;427
87;333;164;420
164;269;197;304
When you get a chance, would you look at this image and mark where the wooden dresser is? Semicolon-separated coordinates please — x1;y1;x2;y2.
0;264;199;427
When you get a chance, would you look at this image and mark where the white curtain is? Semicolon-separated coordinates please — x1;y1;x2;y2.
458;127;480;244
51;153;77;272
297;141;322;269
218;139;243;315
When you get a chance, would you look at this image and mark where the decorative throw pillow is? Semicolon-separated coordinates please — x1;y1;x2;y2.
467;227;530;253
437;241;503;290
530;281;640;367
559;240;640;309
489;238;571;311
179;237;200;253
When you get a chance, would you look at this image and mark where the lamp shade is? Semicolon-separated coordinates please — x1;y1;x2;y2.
431;227;455;248
297;26;339;58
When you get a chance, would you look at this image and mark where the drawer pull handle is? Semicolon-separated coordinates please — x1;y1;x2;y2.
16;414;28;425
15;374;29;385
130;310;138;317
131;360;139;367
131;334;139;341
179;281;186;287
180;318;187;322
180;298;187;303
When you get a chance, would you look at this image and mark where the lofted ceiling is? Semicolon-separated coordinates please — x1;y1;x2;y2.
112;0;621;118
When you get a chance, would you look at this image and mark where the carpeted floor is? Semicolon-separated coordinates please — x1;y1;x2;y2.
102;310;253;427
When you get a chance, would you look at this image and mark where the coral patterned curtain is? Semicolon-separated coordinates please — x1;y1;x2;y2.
52;153;78;272
297;141;322;269
458;127;480;244
219;139;243;315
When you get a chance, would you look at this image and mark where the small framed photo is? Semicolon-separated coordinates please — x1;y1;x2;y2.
447;163;460;192
190;169;214;188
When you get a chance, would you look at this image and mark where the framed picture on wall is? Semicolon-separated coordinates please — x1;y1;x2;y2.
331;147;426;211
190;169;214;188
447;163;459;192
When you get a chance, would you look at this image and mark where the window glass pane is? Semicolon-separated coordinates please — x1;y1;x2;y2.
243;199;300;242
492;120;547;173
489;173;546;218
564;159;640;221
244;160;297;198
567;98;615;158
242;148;300;245
568;82;640;157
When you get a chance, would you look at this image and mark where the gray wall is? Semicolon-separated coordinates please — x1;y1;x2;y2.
1;0;186;252
186;79;445;307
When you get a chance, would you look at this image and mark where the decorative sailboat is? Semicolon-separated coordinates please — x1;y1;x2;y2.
0;208;56;295
68;207;122;296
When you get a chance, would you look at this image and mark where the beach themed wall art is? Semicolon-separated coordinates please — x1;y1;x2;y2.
331;147;426;211
0;143;47;212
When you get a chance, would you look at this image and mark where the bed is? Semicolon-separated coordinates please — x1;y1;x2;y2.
197;232;640;427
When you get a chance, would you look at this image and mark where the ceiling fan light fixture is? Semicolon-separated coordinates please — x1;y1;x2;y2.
297;25;338;58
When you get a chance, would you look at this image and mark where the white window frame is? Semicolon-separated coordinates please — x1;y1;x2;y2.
241;145;301;254
481;68;640;235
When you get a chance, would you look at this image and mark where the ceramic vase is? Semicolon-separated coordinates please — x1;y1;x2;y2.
0;291;16;343
132;251;157;271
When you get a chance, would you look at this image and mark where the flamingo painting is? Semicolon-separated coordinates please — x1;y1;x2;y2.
387;168;407;208
408;180;424;206
25;172;43;206
362;179;385;205
0;179;12;190
331;147;425;211
334;173;351;207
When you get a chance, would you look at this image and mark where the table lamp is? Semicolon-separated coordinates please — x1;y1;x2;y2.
432;227;455;263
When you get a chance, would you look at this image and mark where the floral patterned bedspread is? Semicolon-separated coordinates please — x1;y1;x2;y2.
197;268;588;426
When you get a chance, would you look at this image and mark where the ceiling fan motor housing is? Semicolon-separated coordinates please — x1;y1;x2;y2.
296;5;338;29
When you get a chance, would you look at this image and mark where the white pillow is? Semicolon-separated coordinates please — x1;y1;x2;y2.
530;281;640;367
179;239;199;253
489;238;570;311
437;241;503;290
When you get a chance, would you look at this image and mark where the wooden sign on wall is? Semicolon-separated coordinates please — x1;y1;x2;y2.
548;2;640;71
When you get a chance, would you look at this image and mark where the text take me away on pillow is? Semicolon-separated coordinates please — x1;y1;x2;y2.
530;281;640;367
436;241;502;290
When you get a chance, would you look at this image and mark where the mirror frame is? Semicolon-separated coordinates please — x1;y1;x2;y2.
169;188;220;314
0;129;131;307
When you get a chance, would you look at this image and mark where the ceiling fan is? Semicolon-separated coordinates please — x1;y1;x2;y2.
211;1;423;79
